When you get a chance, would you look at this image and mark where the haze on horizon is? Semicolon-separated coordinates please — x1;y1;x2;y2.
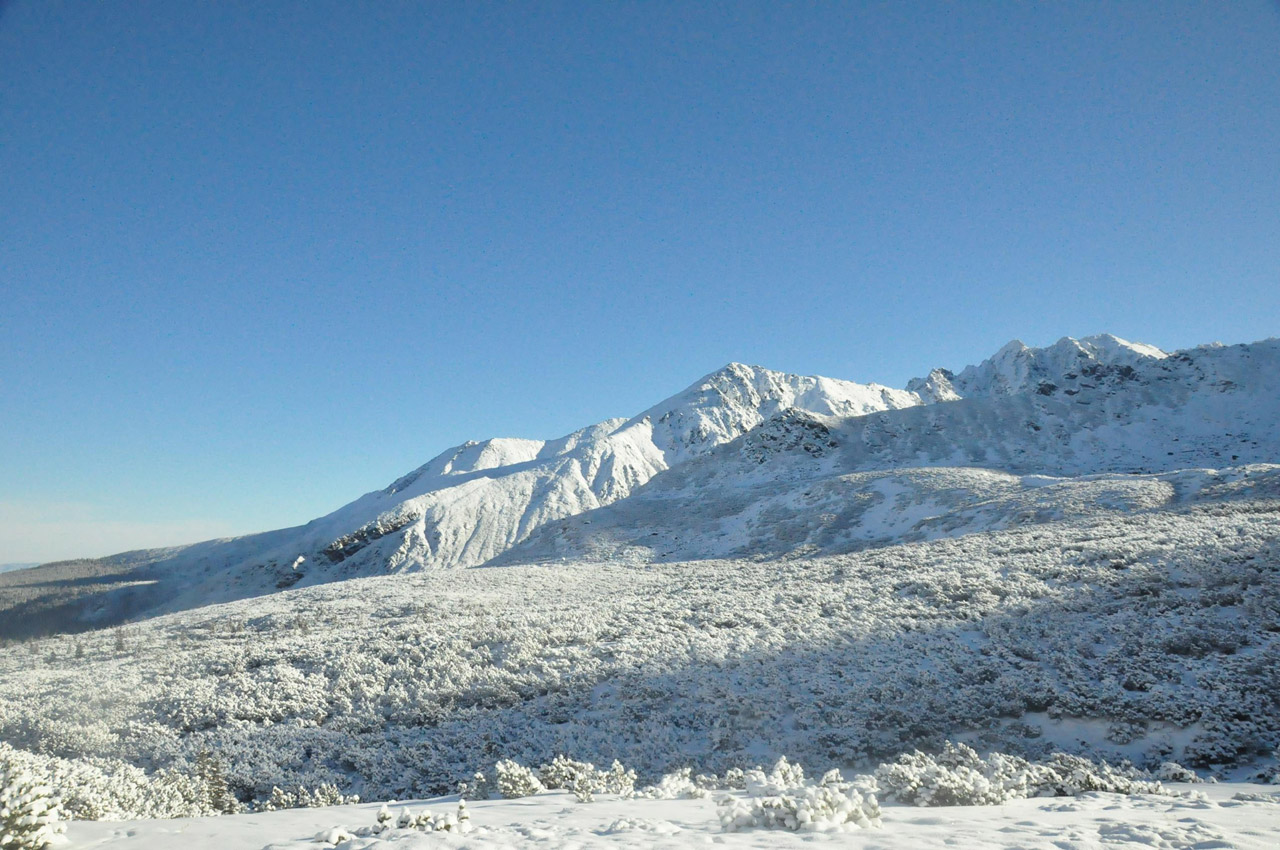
2;1;1278;564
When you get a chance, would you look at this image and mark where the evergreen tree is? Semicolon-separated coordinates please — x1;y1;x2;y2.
193;750;239;814
0;761;64;850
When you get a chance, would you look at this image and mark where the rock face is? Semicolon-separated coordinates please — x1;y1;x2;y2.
4;334;1277;637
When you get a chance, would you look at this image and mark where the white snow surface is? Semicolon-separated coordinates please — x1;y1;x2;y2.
61;784;1280;850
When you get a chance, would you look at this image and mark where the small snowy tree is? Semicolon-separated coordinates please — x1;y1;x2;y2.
719;759;880;832
192;750;239;814
494;760;543;798
0;762;64;850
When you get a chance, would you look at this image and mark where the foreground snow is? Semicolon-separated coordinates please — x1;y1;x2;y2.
63;784;1280;849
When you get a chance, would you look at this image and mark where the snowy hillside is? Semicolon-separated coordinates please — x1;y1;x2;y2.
2;491;1278;817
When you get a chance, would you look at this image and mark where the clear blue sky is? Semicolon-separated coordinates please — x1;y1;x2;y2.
3;1;1278;563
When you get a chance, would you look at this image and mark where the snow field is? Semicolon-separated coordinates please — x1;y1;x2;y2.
59;783;1280;850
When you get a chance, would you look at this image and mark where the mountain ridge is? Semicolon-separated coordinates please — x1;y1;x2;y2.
3;333;1276;639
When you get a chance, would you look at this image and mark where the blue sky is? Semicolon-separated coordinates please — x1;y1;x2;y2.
3;1;1278;563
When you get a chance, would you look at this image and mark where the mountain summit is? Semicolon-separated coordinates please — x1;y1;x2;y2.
907;334;1168;401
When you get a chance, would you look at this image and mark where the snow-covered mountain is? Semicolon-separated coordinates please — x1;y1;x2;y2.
907;334;1168;402
0;364;920;634
235;364;917;580
2;334;1276;638
501;337;1279;565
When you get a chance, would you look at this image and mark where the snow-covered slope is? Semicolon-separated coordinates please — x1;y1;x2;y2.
59;782;1280;850
4;333;1280;838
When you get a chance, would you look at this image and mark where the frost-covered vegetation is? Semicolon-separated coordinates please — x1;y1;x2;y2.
0;492;1277;820
716;758;881;832
468;755;637;802
0;756;64;850
873;742;1176;806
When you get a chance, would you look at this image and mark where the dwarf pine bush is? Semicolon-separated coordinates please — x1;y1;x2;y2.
0;762;64;850
1154;762;1201;783
457;771;494;800
493;760;543;799
356;801;472;837
538;755;594;791
639;767;706;800
718;759;880;832
536;756;636;801
260;783;358;811
192;750;240;815
874;742;1169;806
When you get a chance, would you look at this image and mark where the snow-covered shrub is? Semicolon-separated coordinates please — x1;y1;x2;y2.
538;755;595;791
875;742;1036;805
1154;761;1201;783
1040;753;1166;796
598;817;681;835
313;827;354;845
457;770;493;800
493;759;543;798
0;743;216;821
263;787;292;812
355;801;470;836
599;760;637;797
744;756;806;794
192;750;240;814
259;783;358;811
875;743;1168;806
536;756;635;801
570;774;596;803
1249;756;1280;785
719;760;880;832
0;762;64;850
639;768;706;800
457;799;470;832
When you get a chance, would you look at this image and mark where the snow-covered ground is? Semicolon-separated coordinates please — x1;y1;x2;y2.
62;784;1280;850
3;496;1278;815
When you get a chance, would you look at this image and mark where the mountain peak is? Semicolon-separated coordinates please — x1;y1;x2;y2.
921;333;1168;400
635;362;920;465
